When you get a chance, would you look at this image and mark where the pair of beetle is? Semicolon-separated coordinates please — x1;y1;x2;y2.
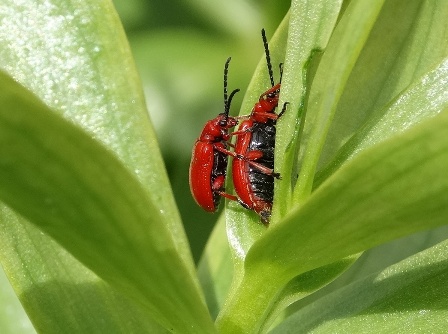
189;29;287;225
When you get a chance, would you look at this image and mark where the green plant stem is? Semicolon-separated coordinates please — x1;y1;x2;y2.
216;267;287;334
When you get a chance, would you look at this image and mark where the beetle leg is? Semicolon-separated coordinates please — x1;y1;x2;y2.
239;150;281;179
217;191;250;209
214;144;280;179
277;101;289;118
229;127;253;136
212;177;247;208
213;145;239;158
247;161;281;179
245;153;281;179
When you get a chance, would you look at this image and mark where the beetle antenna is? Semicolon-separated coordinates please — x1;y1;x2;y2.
262;29;275;87
223;57;232;118
226;88;240;115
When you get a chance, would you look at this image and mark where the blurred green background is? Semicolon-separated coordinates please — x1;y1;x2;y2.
112;0;289;261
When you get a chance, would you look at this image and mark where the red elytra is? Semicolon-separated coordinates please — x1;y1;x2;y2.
232;29;287;225
189;57;242;212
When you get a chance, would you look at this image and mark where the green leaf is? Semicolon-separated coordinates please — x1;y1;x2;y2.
316;0;448;185
260;254;360;333
0;1;213;332
197;215;233;319
0;207;168;334
0;1;190;261
274;0;345;217
292;0;385;204
287;225;448;315
316;57;448;186
272;239;448;333
0;263;35;334
0;70;214;332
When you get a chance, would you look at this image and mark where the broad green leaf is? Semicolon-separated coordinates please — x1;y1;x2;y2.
218;108;448;333
260;254;360;333
319;0;448;171
272;238;448;333
0;72;214;333
293;0;385;204
0;207;168;334
197;215;233;319
316;57;448;186
0;0;191;264
0;1;209;332
285;225;448;318
0;262;35;334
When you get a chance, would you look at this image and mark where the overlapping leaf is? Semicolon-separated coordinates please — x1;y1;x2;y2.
0;70;214;333
0;0;212;332
272;239;448;333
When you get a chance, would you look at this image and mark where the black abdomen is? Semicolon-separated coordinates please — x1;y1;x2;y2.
211;147;228;207
248;120;276;202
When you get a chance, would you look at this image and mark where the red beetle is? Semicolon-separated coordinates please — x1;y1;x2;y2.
189;57;242;212
232;29;287;224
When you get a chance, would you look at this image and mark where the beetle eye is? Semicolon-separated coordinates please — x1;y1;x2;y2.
219;120;227;127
